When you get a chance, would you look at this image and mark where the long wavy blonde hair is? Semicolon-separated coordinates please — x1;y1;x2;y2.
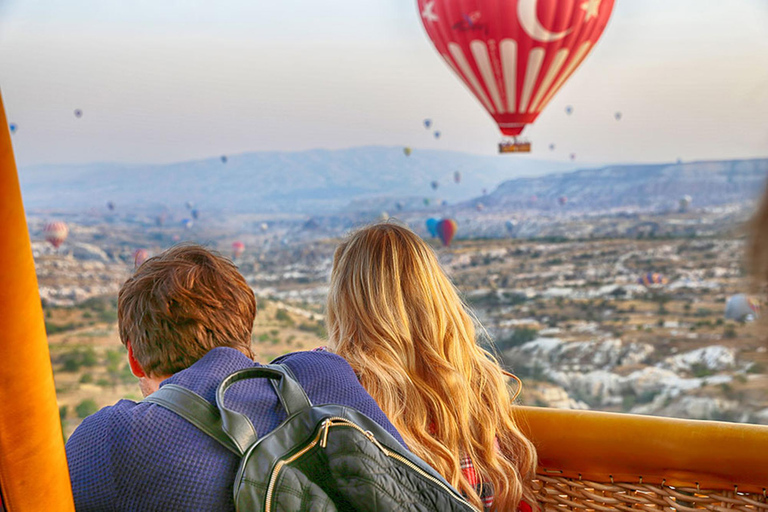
326;222;537;511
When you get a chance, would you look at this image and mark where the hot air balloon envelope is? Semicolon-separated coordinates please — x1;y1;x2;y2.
43;222;69;249
638;273;668;288
725;294;759;322
404;147;413;157
418;0;614;136
434;131;441;139
436;219;458;247
426;218;439;237
424;119;432;129
221;155;228;164
74;109;83;118
9;123;17;134
133;249;149;267
431;181;439;190
453;171;461;184
232;241;245;259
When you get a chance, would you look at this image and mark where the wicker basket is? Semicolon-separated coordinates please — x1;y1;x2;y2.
516;407;768;512
533;474;768;511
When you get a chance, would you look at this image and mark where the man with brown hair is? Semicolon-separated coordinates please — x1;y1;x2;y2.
65;244;404;511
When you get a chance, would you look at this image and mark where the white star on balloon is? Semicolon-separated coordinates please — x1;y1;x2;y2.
580;0;601;21
421;1;439;23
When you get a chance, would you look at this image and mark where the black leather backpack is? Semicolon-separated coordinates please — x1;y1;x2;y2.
146;364;478;512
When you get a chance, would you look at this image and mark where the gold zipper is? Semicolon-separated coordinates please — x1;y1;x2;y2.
264;416;479;512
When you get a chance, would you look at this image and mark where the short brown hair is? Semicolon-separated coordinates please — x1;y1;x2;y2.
118;243;256;376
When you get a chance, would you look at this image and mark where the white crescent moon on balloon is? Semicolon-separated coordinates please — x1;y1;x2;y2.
517;0;572;43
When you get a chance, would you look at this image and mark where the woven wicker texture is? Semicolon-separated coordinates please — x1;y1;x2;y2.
533;474;768;512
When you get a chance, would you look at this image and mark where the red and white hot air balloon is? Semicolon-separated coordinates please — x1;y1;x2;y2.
43;222;69;249
232;241;245;260
133;249;149;267
417;0;615;137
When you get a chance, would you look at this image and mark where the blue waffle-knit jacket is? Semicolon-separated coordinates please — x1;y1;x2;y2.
65;347;406;511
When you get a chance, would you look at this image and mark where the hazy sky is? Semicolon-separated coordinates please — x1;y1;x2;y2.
1;0;767;167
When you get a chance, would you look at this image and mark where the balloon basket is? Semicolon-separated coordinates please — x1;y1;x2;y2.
499;138;531;154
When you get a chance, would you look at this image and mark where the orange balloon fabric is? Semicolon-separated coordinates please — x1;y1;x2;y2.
0;92;75;510
515;406;768;494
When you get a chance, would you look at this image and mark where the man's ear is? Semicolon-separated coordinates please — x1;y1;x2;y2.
126;340;147;379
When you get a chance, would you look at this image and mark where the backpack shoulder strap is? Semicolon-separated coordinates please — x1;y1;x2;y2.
145;384;242;456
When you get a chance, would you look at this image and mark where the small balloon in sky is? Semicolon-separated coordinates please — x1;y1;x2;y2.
221;155;228;164
433;131;441;139
570;153;576;160
615;111;622;121
9;123;17;134
424;119;432;129
565;106;573;115
549;144;555;151
74;109;83;118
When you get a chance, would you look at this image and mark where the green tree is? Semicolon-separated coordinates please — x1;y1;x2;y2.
75;399;98;419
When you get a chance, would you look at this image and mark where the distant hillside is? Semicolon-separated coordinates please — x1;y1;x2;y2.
18;146;574;214
475;159;768;211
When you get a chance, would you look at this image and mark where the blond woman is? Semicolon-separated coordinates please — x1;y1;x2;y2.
326;222;537;511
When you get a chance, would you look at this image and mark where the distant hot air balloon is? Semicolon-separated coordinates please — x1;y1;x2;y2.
43;222;69;249
418;0;614;137
558;196;568;206
570;153;576;160
549;144;555;151
423;198;431;206
106;201;115;211
615;111;622;121
482;188;488;196
431;181;439;191
638;273;668;288
441;200;449;206
9;123;17;134
395;201;404;211
404;147;413;157
185;201;194;210
221;155;228;164
133;249;149;267
74;109;83;118
679;195;692;212
426;218;439;237
476;202;485;212
565;106;574;116
379;211;390;221
725;294;759;322
232;241;245;260
436;219;458;247
424;119;432;129
505;219;517;233
182;219;194;230
191;209;200;220
434;131;441;139
260;223;269;232
453;171;461;184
